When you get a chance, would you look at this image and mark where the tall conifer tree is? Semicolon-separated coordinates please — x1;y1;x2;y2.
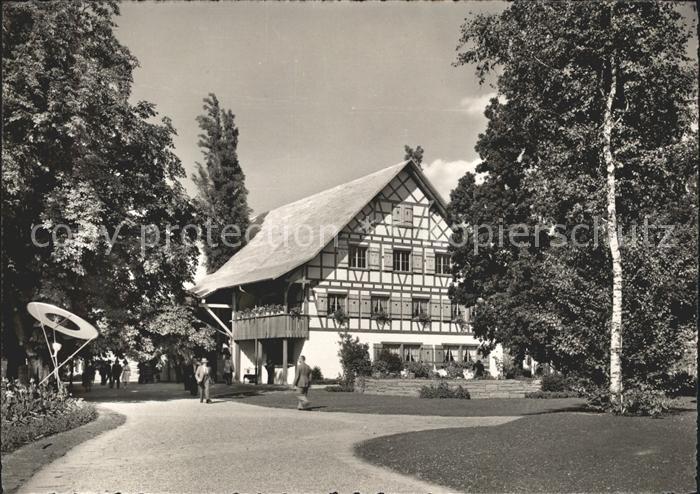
193;94;251;273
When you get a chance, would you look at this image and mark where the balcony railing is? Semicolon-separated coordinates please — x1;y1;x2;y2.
233;313;309;341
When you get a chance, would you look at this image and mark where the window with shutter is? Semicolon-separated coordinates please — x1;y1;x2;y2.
327;294;346;314
349;246;367;269
435;253;450;275
393;250;411;272
411;298;428;317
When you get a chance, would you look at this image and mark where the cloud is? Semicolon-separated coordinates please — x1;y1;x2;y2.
458;92;506;115
423;158;482;202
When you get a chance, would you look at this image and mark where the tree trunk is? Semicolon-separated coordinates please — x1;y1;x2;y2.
603;60;623;397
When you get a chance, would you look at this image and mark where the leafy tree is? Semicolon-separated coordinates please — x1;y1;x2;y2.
451;1;697;393
193;94;251;273
2;1;213;378
337;332;371;387
404;145;424;168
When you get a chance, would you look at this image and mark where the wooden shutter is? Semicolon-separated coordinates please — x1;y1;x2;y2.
373;344;383;361
368;247;381;269
337;238;349;267
412;251;423;273
383;247;393;271
360;294;371;318
420;346;433;363
425;251;435;274
315;293;327;316
442;302;451;321
392;205;402;225
434;345;445;364
430;299;441;320
390;296;401;318
403;205;413;227
348;294;360;317
402;298;412;318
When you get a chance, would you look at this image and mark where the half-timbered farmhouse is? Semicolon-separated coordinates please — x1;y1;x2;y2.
191;160;502;384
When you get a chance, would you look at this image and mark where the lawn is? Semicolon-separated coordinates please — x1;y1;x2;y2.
236;388;589;416
355;398;697;493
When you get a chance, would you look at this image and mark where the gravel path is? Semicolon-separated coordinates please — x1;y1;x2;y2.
18;396;518;493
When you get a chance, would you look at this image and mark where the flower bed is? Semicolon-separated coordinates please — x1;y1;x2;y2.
1;379;97;453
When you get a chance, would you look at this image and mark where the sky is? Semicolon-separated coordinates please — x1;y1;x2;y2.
115;1;509;214
115;1;697;216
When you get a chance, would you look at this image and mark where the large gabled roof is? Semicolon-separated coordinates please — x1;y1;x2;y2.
191;160;448;297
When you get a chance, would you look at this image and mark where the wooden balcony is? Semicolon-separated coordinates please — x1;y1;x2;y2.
233;314;309;341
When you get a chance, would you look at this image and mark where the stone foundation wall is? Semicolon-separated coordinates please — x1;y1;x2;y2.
358;378;541;399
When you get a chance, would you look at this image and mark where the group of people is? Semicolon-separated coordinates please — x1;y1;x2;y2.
81;358;131;391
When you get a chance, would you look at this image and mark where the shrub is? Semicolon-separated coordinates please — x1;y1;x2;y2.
403;361;432;378
311;366;324;382
337;332;372;390
664;371;697;397
541;374;570;392
419;381;471;399
443;361;470;379
586;386;671;418
376;349;403;374
525;390;581;399
325;384;354;392
1;379;97;453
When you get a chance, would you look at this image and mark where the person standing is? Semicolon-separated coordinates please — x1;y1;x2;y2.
121;359;131;388
223;358;232;385
100;360;110;386
293;355;312;410
195;358;212;403
112;359;123;389
83;360;95;392
472;359;485;379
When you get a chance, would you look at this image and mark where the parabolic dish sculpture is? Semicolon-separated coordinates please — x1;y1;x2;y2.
27;302;99;388
27;302;98;340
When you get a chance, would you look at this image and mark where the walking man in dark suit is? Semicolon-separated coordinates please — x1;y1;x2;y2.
195;358;212;403
294;355;312;410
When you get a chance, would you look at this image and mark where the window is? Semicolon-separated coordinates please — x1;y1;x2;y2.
371;296;389;316
412;299;428;317
435;254;451;275
392;204;413;228
393;250;411;272
327;294;346;314
349;246;367;268
383;344;401;356
444;346;458;362
403;345;420;362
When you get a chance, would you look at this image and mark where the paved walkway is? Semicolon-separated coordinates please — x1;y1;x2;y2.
17;389;518;493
